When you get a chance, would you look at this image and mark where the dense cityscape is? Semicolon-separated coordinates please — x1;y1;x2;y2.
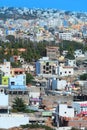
0;7;87;130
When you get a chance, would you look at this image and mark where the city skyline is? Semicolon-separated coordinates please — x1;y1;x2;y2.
0;0;86;12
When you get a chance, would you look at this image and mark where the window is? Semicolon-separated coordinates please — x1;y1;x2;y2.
4;79;6;82
46;62;49;66
69;71;71;73
60;72;62;75
43;66;45;69
65;71;67;73
11;82;15;85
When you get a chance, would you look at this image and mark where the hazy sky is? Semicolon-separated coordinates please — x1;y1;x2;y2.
0;0;86;12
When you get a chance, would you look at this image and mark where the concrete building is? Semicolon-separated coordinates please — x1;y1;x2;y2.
11;68;25;76
48;78;67;90
59;32;72;41
73;101;87;115
9;74;26;89
0;114;29;129
36;57;58;76
28;86;41;107
0;91;8;113
58;66;74;77
0;61;10;76
8;74;29;106
74;49;85;58
46;46;60;60
67;59;76;67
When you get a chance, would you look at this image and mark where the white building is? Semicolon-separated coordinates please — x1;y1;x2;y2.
58;66;74;77
0;91;8;113
49;78;67;90
0;61;10;76
59;32;72;41
28;86;40;107
73;101;87;115
59;104;74;117
67;59;76;67
0;114;29;129
74;49;85;58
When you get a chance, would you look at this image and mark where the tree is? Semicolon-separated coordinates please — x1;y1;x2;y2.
12;97;26;112
80;73;87;80
26;73;34;85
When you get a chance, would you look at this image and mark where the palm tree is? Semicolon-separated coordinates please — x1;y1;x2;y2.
12;97;26;112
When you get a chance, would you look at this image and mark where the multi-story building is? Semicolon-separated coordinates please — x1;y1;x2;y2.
58;66;74;77
36;57;58;76
0;61;10;76
46;46;60;60
8;74;29;106
73;101;87;115
10;68;25;76
59;32;72;41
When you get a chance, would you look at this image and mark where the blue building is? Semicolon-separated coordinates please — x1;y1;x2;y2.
9;74;26;90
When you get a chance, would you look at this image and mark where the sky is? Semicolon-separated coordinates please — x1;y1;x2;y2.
0;0;87;12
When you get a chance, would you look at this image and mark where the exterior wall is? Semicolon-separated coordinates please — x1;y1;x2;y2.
0;114;29;129
11;68;25;76
36;57;58;76
58;66;74;76
9;74;26;89
51;78;67;90
46;46;60;60
0;61;10;76
29;92;40;98
2;76;9;85
67;59;76;67
0;92;8;107
73;101;87;115
59;33;72;41
74;49;84;58
59;104;74;117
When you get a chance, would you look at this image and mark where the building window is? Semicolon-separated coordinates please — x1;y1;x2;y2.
65;71;67;73
46;67;49;71
43;66;45;69
43;71;45;73
11;82;15;85
60;72;62;75
4;79;6;82
46;62;49;66
69;71;71;73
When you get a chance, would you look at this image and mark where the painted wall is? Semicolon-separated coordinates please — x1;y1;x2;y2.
2;76;9;85
9;74;26;89
0;114;29;129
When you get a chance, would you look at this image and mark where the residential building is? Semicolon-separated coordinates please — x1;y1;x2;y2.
0;61;10;76
74;49;84;58
58;66;74;77
46;46;60;60
67;59;76;67
8;74;29;106
48;78;67;90
11;68;25;76
59;32;72;41
73;101;87;115
28;86;41;107
9;74;26;89
36;57;58;76
0;90;8;113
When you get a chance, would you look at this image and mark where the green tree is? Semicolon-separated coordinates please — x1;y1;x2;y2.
26;73;34;85
80;73;87;80
12;97;26;112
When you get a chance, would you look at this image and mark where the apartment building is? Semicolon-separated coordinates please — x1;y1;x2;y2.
36;57;58;76
46;46;60;60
